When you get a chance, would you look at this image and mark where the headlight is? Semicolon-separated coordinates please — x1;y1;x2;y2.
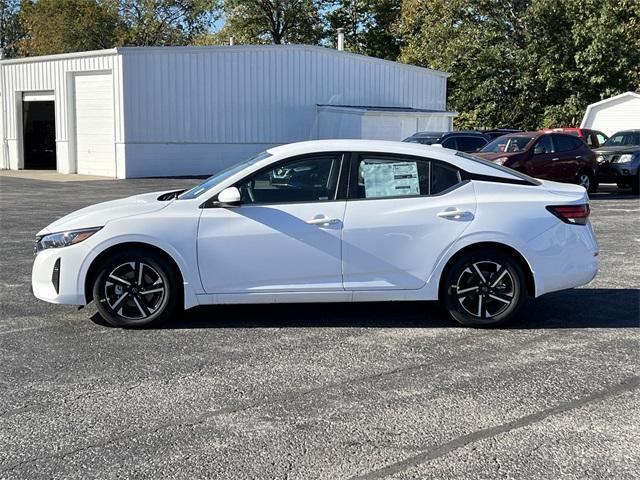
35;227;102;253
613;154;634;164
596;155;605;163
494;156;508;165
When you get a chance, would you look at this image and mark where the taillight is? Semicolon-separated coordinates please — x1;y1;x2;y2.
546;204;590;225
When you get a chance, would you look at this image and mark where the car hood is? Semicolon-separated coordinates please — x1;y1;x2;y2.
38;191;174;236
595;145;640;155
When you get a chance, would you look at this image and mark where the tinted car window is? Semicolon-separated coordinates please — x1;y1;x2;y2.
441;137;457;149
552;135;577;152
237;155;342;204
604;132;640;146
431;162;462;194
596;133;608;146
356;157;430;199
533;136;554;154
457;136;487;152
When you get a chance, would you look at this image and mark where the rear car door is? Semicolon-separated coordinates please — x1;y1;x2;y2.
341;153;476;290
550;134;582;181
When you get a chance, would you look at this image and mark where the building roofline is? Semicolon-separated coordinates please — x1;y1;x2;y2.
0;48;119;64
116;45;451;78
317;104;458;116
580;91;640;128
1;44;449;78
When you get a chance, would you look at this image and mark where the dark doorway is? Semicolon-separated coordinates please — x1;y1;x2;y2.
23;101;56;169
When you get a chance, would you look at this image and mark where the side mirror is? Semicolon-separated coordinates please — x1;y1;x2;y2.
216;186;241;207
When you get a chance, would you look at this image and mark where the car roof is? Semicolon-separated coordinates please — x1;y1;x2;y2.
265;140;523;180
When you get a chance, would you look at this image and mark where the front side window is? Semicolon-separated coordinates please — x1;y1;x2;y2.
533;136;554;154
604;132;640;147
236;154;342;204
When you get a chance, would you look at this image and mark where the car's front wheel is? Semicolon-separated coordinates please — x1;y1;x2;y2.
442;250;527;327
92;249;179;327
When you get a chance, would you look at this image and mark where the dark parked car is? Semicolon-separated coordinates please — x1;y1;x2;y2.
482;128;522;140
475;131;599;192
540;127;609;149
594;130;640;194
403;131;490;153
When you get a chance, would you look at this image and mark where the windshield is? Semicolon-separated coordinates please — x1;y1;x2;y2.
455;151;541;185
179;151;272;199
603;132;640;147
480;135;535;153
405;137;439;145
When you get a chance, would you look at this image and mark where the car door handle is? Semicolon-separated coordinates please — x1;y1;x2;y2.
575;156;583;159
437;209;473;220
552;157;560;161
307;216;340;226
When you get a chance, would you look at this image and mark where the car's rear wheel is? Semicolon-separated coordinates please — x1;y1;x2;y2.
442;250;527;327
92;249;179;327
632;173;640;195
577;170;597;193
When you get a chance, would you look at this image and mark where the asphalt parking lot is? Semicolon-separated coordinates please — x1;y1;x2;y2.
0;175;638;479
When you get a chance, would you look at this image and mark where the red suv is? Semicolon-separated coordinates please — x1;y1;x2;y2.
540;127;609;149
475;132;599;192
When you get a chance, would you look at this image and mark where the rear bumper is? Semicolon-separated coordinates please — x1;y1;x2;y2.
527;221;599;297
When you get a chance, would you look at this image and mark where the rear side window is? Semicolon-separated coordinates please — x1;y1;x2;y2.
441;137;457;149
553;135;578;152
354;155;462;199
457;136;487;152
596;133;608;146
432;163;462;194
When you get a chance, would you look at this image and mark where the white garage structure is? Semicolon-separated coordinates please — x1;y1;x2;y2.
0;45;453;178
580;91;640;137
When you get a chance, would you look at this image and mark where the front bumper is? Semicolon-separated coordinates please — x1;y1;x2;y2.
597;162;639;184
32;244;89;305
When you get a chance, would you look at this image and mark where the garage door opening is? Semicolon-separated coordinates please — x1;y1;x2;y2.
23;100;56;169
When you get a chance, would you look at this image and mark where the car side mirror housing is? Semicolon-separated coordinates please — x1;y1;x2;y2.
216;187;241;207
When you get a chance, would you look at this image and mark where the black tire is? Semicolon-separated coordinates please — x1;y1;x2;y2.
441;249;527;327
92;249;180;327
576;170;597;193
616;181;629;190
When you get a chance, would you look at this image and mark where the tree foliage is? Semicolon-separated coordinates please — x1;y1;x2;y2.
326;0;401;59
0;0;22;57
221;0;326;45
18;0;121;56
397;0;640;129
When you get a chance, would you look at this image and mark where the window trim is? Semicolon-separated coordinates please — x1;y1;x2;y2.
203;152;349;208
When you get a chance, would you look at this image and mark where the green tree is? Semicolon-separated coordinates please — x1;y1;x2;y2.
19;0;122;56
221;0;326;45
0;0;22;57
116;0;220;46
396;0;640;130
326;0;401;59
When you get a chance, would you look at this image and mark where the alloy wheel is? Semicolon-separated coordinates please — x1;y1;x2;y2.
104;261;166;320
578;173;590;190
455;261;515;319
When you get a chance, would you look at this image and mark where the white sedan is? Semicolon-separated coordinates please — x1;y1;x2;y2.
32;140;599;327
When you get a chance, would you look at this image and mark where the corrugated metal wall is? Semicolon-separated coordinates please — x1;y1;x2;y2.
121;46;447;144
0;51;123;172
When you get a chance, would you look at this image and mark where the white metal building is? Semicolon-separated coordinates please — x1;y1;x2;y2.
0;45;454;178
580;91;640;137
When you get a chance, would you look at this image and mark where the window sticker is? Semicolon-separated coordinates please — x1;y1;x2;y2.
361;161;420;198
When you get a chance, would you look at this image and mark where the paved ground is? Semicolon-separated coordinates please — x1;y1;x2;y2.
0;175;638;480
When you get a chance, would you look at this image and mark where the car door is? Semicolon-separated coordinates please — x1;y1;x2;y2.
552;134;583;181
197;153;347;293
341;153;476;290
528;135;557;179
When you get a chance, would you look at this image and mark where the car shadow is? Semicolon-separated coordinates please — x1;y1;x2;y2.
91;288;639;330
589;184;639;200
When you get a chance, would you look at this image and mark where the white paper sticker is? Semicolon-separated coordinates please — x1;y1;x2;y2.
361;161;420;198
